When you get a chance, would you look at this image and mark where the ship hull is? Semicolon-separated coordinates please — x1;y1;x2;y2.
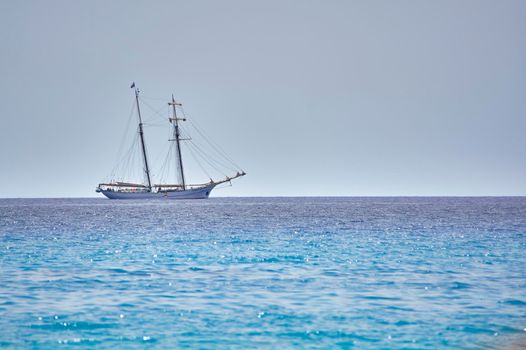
100;184;216;200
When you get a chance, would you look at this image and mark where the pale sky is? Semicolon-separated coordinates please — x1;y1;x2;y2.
1;0;525;197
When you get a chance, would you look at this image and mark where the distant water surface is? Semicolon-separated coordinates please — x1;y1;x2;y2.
0;197;525;349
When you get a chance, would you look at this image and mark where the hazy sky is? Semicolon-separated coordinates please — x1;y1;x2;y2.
1;0;525;197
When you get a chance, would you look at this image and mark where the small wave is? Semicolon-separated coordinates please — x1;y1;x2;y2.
31;321;117;331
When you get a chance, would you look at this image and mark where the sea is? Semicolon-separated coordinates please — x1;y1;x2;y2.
0;197;525;349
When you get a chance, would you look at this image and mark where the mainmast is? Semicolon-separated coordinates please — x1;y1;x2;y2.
133;85;152;191
169;95;186;190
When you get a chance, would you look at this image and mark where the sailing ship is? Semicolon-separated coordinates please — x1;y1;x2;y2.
96;84;245;199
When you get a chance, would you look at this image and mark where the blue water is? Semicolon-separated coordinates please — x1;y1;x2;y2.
0;197;525;349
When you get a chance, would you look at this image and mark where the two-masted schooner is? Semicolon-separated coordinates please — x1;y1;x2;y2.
96;84;245;199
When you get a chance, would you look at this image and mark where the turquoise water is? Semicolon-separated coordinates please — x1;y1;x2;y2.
0;197;525;349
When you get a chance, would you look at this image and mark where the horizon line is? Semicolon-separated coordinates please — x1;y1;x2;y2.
1;195;525;200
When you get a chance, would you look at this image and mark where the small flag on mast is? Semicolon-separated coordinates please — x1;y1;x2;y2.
130;82;135;89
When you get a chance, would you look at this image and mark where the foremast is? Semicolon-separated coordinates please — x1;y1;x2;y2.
134;85;152;191
169;95;186;190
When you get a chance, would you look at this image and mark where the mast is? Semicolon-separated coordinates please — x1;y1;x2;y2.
169;95;186;190
134;86;152;191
